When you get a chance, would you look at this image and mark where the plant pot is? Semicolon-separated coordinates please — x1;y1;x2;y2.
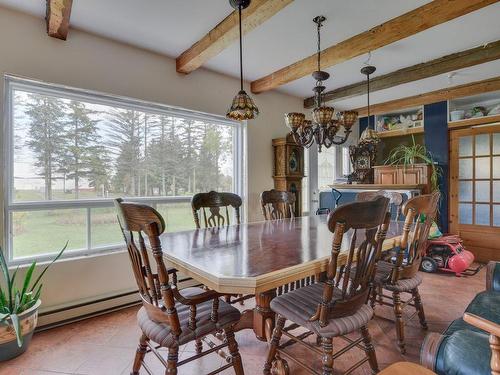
0;299;41;361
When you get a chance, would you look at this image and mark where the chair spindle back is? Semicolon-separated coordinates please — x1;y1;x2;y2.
191;191;242;228
310;196;391;327
261;189;296;220
391;192;440;282
114;199;182;337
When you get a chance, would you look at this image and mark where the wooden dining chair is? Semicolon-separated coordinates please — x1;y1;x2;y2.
357;190;404;220
261;189;296;220
191;191;247;305
191;191;242;228
369;192;440;354
114;199;244;375
264;196;391;375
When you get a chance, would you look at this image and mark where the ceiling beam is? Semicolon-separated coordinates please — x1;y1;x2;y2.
304;40;500;108
251;0;499;94
176;0;293;74
46;0;73;40
354;76;500;117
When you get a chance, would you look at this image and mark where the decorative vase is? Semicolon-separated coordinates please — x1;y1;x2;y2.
0;300;41;361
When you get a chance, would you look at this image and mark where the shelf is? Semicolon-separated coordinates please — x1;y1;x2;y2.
448;114;500;129
377;126;425;139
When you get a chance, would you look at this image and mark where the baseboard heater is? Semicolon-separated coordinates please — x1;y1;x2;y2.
36;278;199;331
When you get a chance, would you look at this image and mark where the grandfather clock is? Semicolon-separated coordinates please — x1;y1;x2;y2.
272;134;304;216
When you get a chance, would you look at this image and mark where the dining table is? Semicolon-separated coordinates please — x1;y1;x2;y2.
160;214;403;342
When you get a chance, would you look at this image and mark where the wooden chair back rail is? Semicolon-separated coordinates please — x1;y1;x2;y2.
191;191;242;228
356;190;404;220
115;199;221;338
261;189;296;220
391;192;440;282
310;197;391;327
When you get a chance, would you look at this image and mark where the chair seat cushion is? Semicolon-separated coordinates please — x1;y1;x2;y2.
436;330;491;375
443;291;500;337
465;291;500;323
382;273;422;292
137;287;241;348
270;282;373;337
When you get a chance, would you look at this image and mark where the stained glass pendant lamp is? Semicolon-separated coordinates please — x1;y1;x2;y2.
359;65;380;145
226;0;259;121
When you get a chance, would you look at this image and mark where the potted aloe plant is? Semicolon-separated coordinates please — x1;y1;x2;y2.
385;135;441;192
0;245;65;361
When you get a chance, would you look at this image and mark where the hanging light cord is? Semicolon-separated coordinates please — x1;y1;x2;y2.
367;72;371;128
317;20;321;72
239;5;243;91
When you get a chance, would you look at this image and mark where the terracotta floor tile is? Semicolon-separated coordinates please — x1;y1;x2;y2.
0;268;487;374
0;367;23;375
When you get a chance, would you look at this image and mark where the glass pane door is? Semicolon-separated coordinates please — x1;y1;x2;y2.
457;132;500;227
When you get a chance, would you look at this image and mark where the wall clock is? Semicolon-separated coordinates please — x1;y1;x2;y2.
347;142;377;184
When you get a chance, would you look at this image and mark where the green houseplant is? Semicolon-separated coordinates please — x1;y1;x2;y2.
384;135;441;192
0;244;66;361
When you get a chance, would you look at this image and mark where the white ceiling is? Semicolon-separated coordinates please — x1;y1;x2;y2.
1;0;499;109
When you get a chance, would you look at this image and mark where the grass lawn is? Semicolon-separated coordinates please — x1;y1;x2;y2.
11;197;196;259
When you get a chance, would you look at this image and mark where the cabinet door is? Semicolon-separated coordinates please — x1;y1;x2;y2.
375;168;398;185
399;168;422;185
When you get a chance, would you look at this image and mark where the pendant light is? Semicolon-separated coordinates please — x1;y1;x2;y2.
226;0;259;121
359;64;380;145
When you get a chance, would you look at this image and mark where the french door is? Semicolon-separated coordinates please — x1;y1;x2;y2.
449;124;500;261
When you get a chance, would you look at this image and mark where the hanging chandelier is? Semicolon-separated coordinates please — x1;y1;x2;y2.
226;0;259;121
359;64;380;145
284;16;357;152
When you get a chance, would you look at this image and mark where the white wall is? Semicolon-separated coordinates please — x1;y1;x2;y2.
0;7;302;312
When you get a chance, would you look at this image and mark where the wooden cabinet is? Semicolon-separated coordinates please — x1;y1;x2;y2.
373;164;432;193
272;135;304;217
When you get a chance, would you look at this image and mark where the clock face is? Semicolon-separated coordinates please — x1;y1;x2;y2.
289;150;299;172
356;156;370;170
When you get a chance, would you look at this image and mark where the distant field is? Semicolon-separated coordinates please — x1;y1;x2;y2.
11;190;196;259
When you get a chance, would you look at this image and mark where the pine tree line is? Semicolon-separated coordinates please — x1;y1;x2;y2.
21;92;232;200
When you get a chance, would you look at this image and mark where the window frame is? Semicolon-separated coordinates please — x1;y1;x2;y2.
3;74;246;265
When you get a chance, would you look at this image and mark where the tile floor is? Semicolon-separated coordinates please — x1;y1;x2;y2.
0;267;486;375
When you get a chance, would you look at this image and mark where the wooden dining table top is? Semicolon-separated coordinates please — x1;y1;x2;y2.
161;215;403;294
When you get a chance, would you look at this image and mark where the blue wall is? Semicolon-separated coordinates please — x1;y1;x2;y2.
423;101;449;232
359;115;374;138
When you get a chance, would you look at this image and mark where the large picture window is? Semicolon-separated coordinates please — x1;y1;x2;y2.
4;76;245;264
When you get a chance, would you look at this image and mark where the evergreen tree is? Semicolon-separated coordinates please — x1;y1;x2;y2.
25;94;66;200
106;109;143;196
147;115;184;196
60;101;100;198
178;119;204;193
87;145;112;197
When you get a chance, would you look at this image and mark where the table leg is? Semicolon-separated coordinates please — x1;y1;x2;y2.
254;289;277;342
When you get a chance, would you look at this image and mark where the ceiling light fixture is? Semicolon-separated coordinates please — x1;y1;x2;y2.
226;0;259;121
358;64;380;145
284;16;357;152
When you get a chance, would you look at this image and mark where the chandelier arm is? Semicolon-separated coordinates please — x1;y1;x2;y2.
330;129;353;145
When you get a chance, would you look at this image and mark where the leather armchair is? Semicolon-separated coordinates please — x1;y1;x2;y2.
421;261;500;375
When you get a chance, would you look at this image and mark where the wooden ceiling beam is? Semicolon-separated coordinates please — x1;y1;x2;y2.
251;0;499;94
354;76;500;117
46;0;73;40
176;0;293;74
304;40;500;108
